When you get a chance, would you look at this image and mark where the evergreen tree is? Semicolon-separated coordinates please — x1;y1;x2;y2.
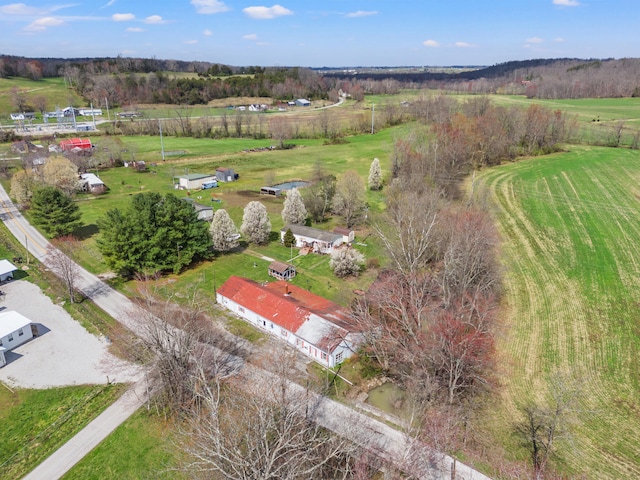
31;186;82;238
97;192;211;277
281;187;307;225
368;157;383;190
283;228;296;248
240;201;271;245
210;208;239;253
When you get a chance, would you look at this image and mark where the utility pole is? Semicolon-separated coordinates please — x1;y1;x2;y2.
159;119;165;161
371;103;375;134
25;234;29;266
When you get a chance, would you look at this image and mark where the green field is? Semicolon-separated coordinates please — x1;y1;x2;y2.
476;146;640;478
0;77;83;117
0;384;126;479
62;409;186;480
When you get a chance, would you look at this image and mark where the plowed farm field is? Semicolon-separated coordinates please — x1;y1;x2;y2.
477;146;640;478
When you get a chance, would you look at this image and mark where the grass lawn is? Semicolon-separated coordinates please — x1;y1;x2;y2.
474;145;640;478
61;409;187;480
0;383;126;480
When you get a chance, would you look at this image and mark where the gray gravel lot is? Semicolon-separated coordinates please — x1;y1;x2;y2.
0;279;141;388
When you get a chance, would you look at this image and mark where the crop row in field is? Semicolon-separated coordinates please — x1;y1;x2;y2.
476;146;640;478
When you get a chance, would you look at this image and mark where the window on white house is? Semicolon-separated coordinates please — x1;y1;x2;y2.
270;323;274;329
280;329;288;337
321;352;327;360
0;338;3;346
335;351;343;363
238;306;245;313
18;328;23;336
8;333;13;342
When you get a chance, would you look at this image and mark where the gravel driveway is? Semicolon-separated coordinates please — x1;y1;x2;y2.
0;279;141;388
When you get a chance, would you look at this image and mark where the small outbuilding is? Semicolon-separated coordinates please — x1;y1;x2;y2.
216;167;237;183
268;261;296;280
177;173;217;190
333;227;355;244
0;311;34;367
295;99;311;107
79;173;107;194
0;260;18;282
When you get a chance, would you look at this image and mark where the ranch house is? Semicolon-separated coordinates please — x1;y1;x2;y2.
216;276;361;367
280;224;344;254
0;311;34;367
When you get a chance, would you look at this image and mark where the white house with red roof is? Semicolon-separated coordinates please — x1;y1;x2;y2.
216;276;361;367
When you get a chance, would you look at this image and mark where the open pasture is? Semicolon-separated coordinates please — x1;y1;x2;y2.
477;146;640;478
0;77;83;117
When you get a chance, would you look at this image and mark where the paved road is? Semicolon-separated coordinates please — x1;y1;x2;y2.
0;184;490;480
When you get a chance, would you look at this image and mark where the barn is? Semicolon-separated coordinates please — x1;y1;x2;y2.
59;138;93;152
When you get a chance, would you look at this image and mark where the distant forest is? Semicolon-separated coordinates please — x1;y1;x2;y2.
2;54;640;105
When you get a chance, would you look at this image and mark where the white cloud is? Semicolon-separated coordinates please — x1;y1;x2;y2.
0;3;44;15
23;16;65;32
127;27;144;32
112;13;135;21
553;0;580;5
554;37;565;43
454;41;476;48
184;39;198;44
423;39;440;48
243;33;258;40
243;5;293;19
191;0;229;14
144;15;165;24
102;0;117;7
345;10;378;18
203;29;212;36
526;37;544;44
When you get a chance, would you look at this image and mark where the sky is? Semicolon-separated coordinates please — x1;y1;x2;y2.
0;0;637;68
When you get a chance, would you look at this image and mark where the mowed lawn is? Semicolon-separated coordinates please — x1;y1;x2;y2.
477;146;640;478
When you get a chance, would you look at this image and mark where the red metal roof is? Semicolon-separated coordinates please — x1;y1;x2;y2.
217;276;356;335
60;138;92;150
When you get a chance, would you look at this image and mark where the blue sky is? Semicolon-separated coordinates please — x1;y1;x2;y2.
0;1;637;67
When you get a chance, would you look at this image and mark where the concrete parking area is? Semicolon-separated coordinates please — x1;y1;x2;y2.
0;279;140;388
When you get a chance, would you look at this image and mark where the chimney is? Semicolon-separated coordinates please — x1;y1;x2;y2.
284;284;290;296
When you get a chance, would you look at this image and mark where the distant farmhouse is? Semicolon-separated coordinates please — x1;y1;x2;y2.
177;173;217;190
217;276;361;367
295;99;311;107
280;225;350;254
0;311;34;368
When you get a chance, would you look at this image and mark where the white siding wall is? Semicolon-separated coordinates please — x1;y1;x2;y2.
0;326;33;351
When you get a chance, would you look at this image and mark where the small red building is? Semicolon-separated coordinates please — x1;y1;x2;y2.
59;138;93;152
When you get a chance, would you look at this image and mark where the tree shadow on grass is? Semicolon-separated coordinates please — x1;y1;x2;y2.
74;223;99;240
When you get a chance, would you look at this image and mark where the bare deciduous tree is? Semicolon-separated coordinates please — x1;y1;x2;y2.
47;236;81;303
515;371;584;480
179;353;363;480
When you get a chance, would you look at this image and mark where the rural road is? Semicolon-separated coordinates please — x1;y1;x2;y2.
0;184;490;480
